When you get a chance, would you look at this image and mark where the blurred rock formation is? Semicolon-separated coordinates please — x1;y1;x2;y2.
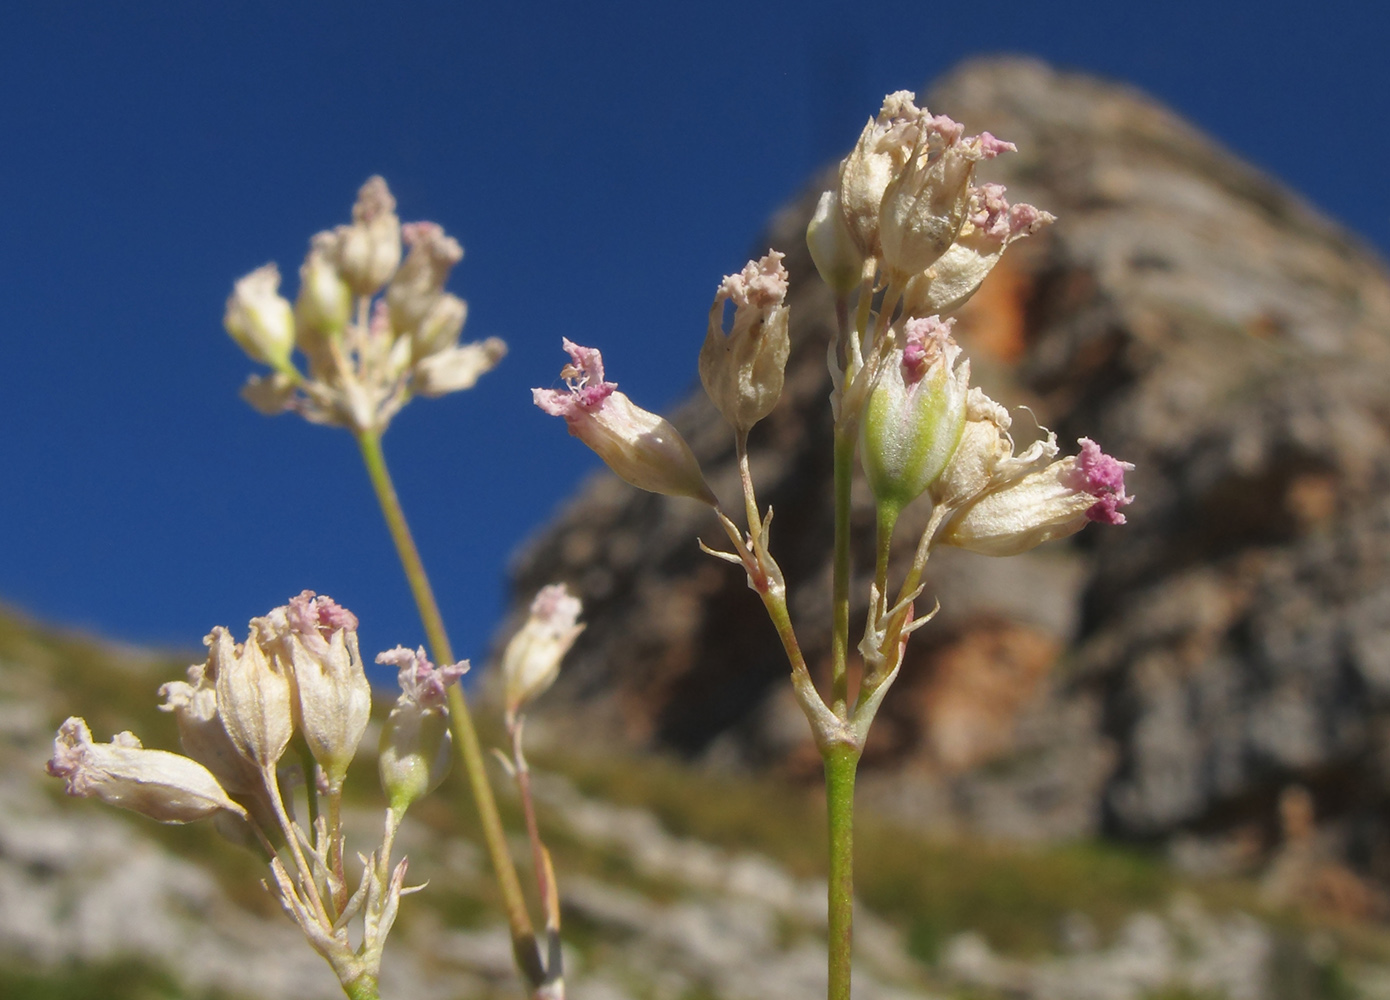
508;58;1390;875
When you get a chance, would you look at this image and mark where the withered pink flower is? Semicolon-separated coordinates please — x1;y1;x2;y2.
534;339;716;505
375;646;469;813
941;437;1134;556
48;717;245;824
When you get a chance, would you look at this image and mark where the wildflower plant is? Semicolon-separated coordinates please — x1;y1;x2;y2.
49;592;467;1000
45;93;1135;1000
535;90;1133;1000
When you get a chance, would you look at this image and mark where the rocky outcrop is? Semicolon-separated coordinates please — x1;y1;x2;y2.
507;58;1390;873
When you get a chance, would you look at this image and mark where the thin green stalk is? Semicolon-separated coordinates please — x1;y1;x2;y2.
830;428;855;719
874;504;899;609
343;973;380;1000
354;428;545;989
824;743;860;1000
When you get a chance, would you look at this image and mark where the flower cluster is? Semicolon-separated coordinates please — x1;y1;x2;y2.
532;87;1133;754
225;177;506;435
48;592;468;996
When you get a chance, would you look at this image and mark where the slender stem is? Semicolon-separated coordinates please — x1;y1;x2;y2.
298;743;321;832
735;435;760;541
262;764;331;927
830;428;855;719
824;743;860;1000
343;972;380;1000
874;504;899;605
510;718;556;938
354;428;545;988
328;782;347;912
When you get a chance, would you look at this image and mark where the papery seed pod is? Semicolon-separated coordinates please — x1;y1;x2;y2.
386;221;462;337
413;337;507;398
838;90;926;258
534;339;716;505
224;264;296;370
700;252;791;438
412;292;469;360
209;625;294;772
503;584;584;720
878;134;982;277
901;186;1054;320
806;189;865;296
334;176;402;296
291;627;371;786
159;663;262;795
47;717;245;824
296;233;353;338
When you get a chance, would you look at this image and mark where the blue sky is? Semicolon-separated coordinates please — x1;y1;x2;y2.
1;1;1386;673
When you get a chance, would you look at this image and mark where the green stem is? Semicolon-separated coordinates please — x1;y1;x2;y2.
343;972;380;1000
830;429;855;719
874;504;899;610
298;742;321;832
824;743;860;1000
354;428;545;988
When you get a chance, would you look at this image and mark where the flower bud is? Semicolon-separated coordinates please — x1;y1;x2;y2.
282;592;371;787
860;316;970;513
386;222;463;337
159;663;262;796
503;584;584;719
296;233;353;338
534;339;717;505
376;646;469;815
47;717;245;824
806;189;865;296
209;625;294;772
699;252;791;437
334;176;402;296
224;264;296;370
413;336;507;398
941;438;1134;556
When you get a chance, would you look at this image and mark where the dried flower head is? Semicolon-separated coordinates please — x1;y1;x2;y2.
48;717;245;824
